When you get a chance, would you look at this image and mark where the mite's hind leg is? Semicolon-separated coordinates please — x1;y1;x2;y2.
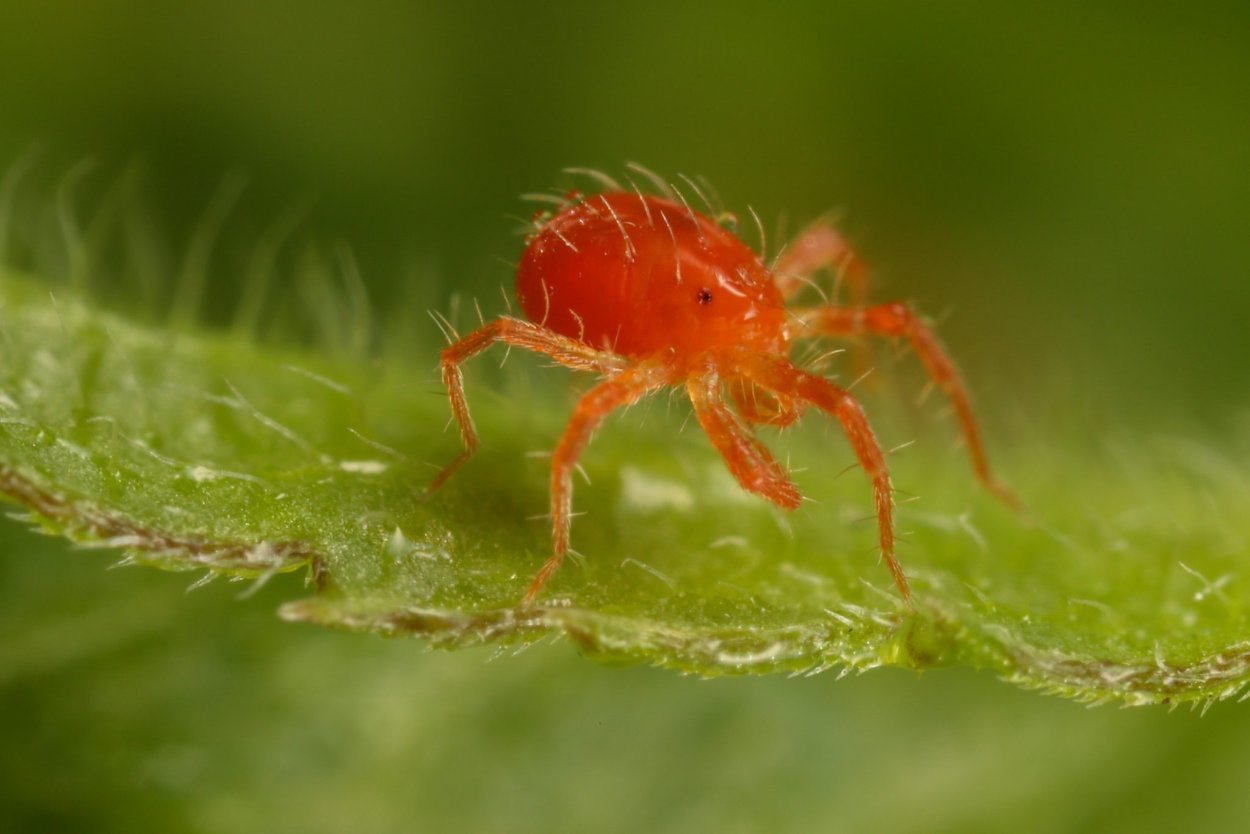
795;303;1017;508
526;362;672;603
732;352;909;604
687;372;802;510
431;316;624;493
772;215;869;303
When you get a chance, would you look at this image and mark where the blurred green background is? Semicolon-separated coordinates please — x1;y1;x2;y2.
1;2;1249;831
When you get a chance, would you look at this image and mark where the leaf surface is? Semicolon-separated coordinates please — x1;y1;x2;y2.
2;272;1247;706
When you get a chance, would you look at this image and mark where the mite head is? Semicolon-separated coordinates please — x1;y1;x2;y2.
656;235;789;358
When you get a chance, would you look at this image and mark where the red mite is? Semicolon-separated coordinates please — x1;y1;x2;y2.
430;170;1015;605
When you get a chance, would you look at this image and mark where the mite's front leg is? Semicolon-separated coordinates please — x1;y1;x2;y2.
687;371;802;510
795;302;1018;509
772;215;869;304
731;351;909;605
527;362;671;603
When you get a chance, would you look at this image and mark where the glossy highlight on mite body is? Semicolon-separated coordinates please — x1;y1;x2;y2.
429;165;1015;606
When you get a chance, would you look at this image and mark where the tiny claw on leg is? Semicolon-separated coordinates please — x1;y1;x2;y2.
424;451;471;498
985;476;1023;514
523;552;565;604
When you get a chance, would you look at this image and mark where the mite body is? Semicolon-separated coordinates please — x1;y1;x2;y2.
516;192;788;362
431;173;1013;605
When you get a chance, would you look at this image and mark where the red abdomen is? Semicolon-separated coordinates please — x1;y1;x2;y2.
516;192;788;361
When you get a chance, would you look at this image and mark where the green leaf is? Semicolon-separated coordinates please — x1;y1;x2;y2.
2;270;1247;707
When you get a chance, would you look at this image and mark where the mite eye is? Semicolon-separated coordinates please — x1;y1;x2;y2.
696;288;713;306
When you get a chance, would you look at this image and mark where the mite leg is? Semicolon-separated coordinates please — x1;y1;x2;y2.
431;316;624;493
772;215;869;304
527;363;671;602
795;303;1017;508
687;372;802;509
733;352;910;604
773;217;878;380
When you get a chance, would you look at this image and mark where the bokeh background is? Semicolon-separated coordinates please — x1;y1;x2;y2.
1;2;1249;831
